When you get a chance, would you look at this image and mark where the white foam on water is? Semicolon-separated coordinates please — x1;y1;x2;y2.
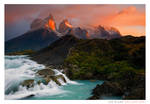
5;55;78;100
5;56;45;93
5;81;68;100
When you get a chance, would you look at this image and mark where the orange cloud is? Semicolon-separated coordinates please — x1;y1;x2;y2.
92;6;145;36
117;26;145;36
101;6;145;27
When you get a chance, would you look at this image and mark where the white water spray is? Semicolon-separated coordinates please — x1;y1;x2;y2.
5;55;78;100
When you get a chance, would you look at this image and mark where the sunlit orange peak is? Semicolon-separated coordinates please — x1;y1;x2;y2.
48;19;56;30
64;20;72;28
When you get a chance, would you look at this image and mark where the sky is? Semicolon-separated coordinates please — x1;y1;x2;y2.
5;4;145;41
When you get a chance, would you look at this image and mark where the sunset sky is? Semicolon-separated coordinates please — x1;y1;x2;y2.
5;4;145;41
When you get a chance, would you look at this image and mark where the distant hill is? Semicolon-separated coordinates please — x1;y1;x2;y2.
5;28;59;53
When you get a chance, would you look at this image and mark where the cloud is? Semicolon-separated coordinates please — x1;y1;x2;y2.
100;6;145;27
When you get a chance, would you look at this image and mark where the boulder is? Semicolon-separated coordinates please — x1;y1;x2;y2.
21;79;34;88
55;74;67;83
36;68;55;77
50;76;61;86
36;68;67;86
44;76;52;85
43;75;66;86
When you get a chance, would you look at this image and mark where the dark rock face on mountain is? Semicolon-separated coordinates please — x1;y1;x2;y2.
31;35;79;66
5;28;59;53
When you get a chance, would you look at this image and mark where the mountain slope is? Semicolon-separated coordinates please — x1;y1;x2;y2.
5;28;59;53
31;35;79;66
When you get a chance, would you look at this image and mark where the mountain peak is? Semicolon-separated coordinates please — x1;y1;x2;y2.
59;19;72;33
44;14;56;31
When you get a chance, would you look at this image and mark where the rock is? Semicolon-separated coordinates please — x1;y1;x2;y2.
36;68;67;86
21;79;34;88
88;95;99;100
44;76;52;85
43;74;66;86
36;68;55;77
56;74;67;83
37;80;42;85
50;76;61;86
123;88;145;100
89;81;123;99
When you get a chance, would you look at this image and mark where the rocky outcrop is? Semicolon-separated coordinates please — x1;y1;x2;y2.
36;68;55;77
88;73;145;100
36;68;66;86
20;68;67;88
88;81;123;99
21;79;34;88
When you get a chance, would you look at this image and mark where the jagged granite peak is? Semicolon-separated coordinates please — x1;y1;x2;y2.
30;14;57;32
59;19;72;33
70;27;89;39
89;25;121;39
44;14;56;31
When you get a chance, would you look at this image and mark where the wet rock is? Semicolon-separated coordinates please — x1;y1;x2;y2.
44;76;52;85
55;74;67;83
43;75;66;86
37;80;42;85
36;68;67;86
36;68;55;77
50;76;61;86
21;79;34;88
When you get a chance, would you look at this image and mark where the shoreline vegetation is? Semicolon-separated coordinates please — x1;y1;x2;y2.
5;35;145;100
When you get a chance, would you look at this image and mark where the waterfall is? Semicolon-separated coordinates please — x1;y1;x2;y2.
5;55;78;100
